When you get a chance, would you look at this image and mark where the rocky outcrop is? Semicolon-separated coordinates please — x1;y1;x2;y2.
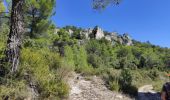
24;73;39;100
54;28;60;34
55;26;133;46
115;34;133;46
68;29;74;36
122;33;133;46
110;32;118;41
88;27;132;46
105;35;112;41
91;26;105;39
80;28;93;39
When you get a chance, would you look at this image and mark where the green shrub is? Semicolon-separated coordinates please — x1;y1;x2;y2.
119;68;132;87
73;46;94;75
147;69;159;80
102;69;121;91
119;68;137;96
0;80;27;99
64;45;75;69
20;48;69;99
109;81;120;92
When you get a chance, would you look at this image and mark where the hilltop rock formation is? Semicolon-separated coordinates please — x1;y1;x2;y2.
80;28;93;39
122;33;133;46
68;29;74;36
56;26;133;46
115;34;133;46
90;26;105;39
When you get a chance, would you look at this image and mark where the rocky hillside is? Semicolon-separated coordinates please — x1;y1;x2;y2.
1;23;168;99
55;26;133;46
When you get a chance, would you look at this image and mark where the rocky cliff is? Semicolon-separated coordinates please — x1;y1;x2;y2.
57;26;133;46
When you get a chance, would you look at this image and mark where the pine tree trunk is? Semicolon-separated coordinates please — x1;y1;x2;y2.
6;0;24;73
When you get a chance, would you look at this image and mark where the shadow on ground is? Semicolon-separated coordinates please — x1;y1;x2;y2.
137;92;161;100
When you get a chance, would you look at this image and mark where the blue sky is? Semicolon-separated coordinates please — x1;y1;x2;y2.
52;0;170;47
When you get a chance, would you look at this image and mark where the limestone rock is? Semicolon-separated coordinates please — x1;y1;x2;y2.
122;33;133;46
110;32;118;41
54;28;60;34
80;28;93;39
54;26;133;46
68;29;74;36
105;35;112;41
91;26;105;39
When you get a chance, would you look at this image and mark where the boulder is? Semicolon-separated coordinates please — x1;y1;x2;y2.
105;35;112;41
68;29;74;36
110;32;118;41
122;33;133;46
80;28;93;39
91;26;105;39
54;28;60;34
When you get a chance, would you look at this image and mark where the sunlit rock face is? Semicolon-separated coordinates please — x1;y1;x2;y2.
80;28;93;40
105;35;112;41
122;33;133;46
54;28;60;34
110;32;118;41
68;29;74;36
55;26;133;46
109;33;133;46
91;26;105;39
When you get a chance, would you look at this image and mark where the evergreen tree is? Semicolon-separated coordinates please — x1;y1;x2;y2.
25;0;56;38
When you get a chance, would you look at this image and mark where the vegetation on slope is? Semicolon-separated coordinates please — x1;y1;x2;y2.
0;20;170;99
0;0;170;99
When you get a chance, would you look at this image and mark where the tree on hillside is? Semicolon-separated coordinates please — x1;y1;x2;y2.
2;0;119;74
5;0;24;73
3;0;56;73
25;0;56;38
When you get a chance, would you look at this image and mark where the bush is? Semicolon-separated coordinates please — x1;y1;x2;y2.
102;69;121;92
147;69;159;81
20;48;70;99
73;46;94;74
119;68;137;96
109;81;120;92
0;80;27;99
119;68;132;87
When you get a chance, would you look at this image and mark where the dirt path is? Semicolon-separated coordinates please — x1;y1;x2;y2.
67;73;133;100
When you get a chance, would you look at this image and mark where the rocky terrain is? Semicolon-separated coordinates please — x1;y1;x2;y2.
67;73;133;100
67;73;162;100
56;26;133;46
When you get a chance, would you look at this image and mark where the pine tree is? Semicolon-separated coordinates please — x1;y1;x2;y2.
25;0;56;38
